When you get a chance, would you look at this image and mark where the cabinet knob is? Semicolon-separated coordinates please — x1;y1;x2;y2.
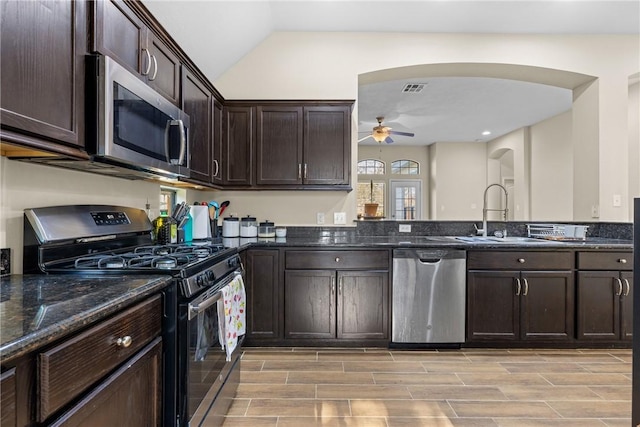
517;258;525;263
618;258;627;264
116;336;133;348
335;257;340;263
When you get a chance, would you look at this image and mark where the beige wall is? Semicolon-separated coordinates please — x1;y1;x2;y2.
530;110;574;220
428;142;487;220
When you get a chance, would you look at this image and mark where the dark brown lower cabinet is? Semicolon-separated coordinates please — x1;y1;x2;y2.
0;368;16;427
284;269;389;341
50;338;162;427
466;250;574;344
467;270;574;342
576;251;633;343
577;271;633;341
245;249;281;342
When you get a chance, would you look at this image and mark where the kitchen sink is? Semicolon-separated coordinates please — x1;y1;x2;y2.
453;236;554;244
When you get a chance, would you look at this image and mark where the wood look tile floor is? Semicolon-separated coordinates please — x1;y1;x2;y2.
213;347;631;427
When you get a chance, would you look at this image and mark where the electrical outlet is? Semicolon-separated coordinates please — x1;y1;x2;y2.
333;212;346;225
399;224;411;233
613;194;622;207
1;248;10;277
591;205;600;218
316;212;325;225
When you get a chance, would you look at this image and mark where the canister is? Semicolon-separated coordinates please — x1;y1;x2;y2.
240;216;258;237
258;220;276;238
222;216;240;237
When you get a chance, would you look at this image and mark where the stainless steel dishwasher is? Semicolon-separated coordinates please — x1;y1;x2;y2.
392;248;466;345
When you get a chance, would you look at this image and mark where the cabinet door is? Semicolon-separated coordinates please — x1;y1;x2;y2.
303;106;351;185
621;271;633;341
223;106;254;186
256;106;303;185
520;271;574;341
212;100;224;185
577;271;620;340
337;271;388;339
284;270;335;339
246;249;280;340
93;0;146;76
1;0;86;148
146;32;181;105
467;271;519;341
50;338;162;427
182;68;213;184
0;368;16;427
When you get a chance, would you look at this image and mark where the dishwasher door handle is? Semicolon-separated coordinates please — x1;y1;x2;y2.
419;258;443;264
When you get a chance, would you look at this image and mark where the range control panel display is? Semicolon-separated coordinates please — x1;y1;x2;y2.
91;211;130;226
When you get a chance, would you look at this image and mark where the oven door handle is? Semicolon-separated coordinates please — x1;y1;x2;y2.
188;292;221;320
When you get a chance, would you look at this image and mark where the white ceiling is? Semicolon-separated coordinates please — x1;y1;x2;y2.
143;0;640;146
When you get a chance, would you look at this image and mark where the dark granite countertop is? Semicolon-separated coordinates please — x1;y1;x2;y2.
227;235;633;250
0;274;172;363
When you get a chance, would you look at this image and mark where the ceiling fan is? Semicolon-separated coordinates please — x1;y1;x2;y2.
358;116;415;144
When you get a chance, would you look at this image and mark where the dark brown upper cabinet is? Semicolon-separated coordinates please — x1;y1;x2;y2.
223;105;255;186
92;0;180;105
254;101;353;190
256;105;304;185
182;68;213;185
1;0;87;155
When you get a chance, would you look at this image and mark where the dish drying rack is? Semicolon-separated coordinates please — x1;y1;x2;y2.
527;224;589;241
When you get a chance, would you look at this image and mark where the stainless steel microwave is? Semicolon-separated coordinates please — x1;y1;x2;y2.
86;55;190;179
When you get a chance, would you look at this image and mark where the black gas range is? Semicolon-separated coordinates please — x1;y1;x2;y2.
23;205;244;427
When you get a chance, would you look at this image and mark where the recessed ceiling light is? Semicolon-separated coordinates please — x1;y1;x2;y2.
481;130;492;136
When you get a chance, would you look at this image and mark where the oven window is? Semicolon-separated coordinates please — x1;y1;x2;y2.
188;296;226;420
113;82;170;162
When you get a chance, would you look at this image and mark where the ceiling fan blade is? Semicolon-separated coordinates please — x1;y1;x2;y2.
385;136;394;144
388;130;415;137
358;135;374;142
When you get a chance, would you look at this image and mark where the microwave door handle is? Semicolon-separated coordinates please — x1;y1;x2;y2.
165;119;187;165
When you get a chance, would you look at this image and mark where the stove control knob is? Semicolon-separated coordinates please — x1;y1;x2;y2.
206;270;215;282
228;257;238;268
196;274;205;287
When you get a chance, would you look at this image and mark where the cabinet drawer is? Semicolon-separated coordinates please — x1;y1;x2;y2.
38;295;162;421
467;251;573;270
577;251;632;270
286;250;389;270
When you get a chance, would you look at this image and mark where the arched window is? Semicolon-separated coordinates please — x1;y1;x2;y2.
391;159;419;175
357;159;385;175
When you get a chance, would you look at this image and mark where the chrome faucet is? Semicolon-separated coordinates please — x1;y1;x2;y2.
476;183;509;237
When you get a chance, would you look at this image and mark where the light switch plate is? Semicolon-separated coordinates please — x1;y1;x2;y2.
334;212;346;225
316;212;325;225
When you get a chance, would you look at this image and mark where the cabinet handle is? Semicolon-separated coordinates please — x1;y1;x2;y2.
335;257;340;263
624;278;631;297
515;278;521;296
304;163;308;179
615;278;623;296
213;159;219;178
522;278;529;296
298;163;302;179
618;258;627;264
141;48;152;76
517;258;525;264
338;277;343;295
116;336;133;348
149;55;158;81
331;277;335;295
